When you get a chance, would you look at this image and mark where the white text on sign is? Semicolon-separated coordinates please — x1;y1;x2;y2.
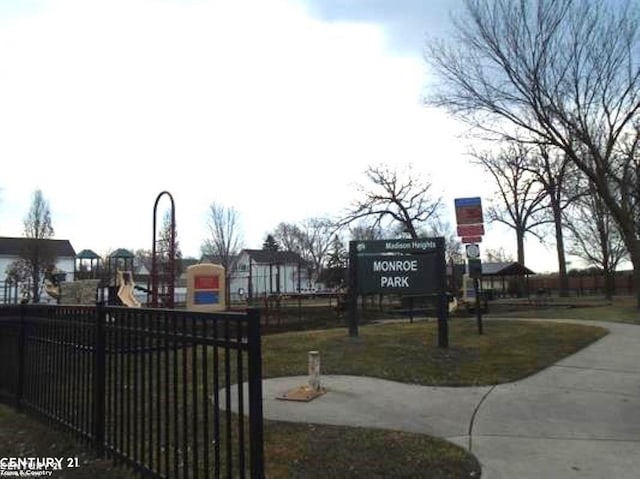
374;260;417;288
381;276;410;287
372;260;418;272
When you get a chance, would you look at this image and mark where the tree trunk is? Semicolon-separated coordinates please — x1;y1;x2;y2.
31;268;40;303
516;230;525;265
620;232;640;309
602;250;612;301
552;203;569;297
407;222;418;240
631;241;640;309
604;271;614;301
516;230;526;297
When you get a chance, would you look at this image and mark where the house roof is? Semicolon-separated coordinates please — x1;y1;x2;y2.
76;249;101;259
200;254;228;264
482;262;535;276
241;249;306;265
180;258;200;269
0;237;76;257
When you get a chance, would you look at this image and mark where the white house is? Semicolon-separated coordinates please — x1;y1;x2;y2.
229;249;311;301
0;237;77;282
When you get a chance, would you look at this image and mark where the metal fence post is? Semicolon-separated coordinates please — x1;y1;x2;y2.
16;303;26;411
348;241;359;337
93;302;107;456
246;308;264;479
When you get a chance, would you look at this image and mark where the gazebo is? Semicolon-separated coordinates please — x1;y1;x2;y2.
74;249;103;281
108;248;135;280
481;262;536;298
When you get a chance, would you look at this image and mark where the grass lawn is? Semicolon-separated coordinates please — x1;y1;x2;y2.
0;403;137;479
0;403;479;479
0;318;607;478
263;422;479;479
261;319;608;386
488;295;640;325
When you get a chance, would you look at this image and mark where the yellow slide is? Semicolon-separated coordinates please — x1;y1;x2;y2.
43;278;60;300
116;270;141;308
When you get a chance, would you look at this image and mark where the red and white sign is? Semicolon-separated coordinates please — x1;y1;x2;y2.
461;236;483;244
457;224;485;237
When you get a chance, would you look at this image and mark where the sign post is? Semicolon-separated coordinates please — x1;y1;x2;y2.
348;238;448;347
455;197;485;335
474;277;483;334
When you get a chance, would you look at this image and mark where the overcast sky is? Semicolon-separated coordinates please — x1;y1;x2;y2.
0;0;572;273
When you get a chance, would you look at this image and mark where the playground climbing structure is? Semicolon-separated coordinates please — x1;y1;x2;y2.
151;191;176;308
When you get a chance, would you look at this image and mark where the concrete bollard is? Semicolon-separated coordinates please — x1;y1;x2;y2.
308;351;320;391
276;350;325;401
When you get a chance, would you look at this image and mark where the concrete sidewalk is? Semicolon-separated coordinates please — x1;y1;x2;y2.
234;319;640;478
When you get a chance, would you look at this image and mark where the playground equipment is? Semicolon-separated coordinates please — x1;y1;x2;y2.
74;249;104;280
42;268;101;305
43;278;61;300
151;191;176;308
457;274;488;314
30;191;178;308
43;269;67;301
116;270;141;308
39;251;139;306
186;263;226;312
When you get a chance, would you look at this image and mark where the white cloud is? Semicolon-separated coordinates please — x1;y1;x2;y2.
0;0;559;272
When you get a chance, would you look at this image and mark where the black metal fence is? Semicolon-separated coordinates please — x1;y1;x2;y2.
0;304;264;479
1;280;21;304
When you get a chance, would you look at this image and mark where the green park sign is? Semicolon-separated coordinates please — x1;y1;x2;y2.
353;238;444;294
348;237;449;347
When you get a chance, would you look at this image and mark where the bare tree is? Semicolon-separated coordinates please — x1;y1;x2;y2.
427;0;640;306
19;189;56;302
484;247;514;263
425;219;464;265
298;217;336;282
158;210;183;276
617;130;640;239
525;145;582;296
472;144;547;265
133;248;151;271
24;189;54;240
271;217;338;282
272;222;303;253
5;259;30;283
201;203;244;299
348;220;387;242
341;164;443;239
565;183;628;300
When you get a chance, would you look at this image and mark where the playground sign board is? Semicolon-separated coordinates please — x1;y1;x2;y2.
186;263;226;312
194;275;220;305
